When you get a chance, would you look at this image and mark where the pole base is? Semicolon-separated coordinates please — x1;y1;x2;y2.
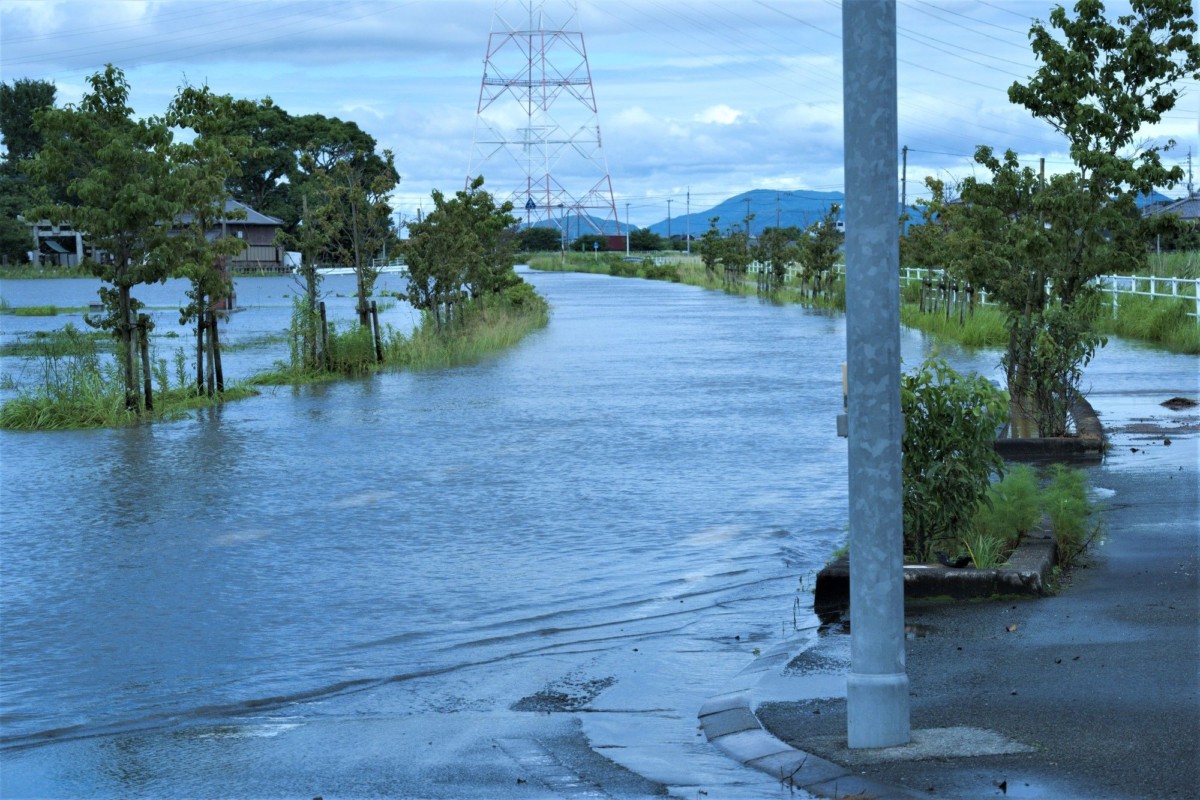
847;671;910;749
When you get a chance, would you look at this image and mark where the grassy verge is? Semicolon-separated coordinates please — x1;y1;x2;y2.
527;252;847;308
537;252;1195;354
899;302;1009;348
251;285;550;385
1092;293;1200;354
0;263;94;279
0;303;91;316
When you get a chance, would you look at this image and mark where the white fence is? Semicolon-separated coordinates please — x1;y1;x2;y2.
894;266;1199;322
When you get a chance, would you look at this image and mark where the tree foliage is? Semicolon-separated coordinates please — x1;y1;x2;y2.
924;0;1199;436
756;225;800;289
0;78;56;164
27;65;177;408
628;227;664;252
798;204;842;294
405;176;520;331
517;225;563;252
0;78;56;263
165;83;253;392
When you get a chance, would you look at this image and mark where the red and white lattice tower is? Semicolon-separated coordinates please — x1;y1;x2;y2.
468;0;621;237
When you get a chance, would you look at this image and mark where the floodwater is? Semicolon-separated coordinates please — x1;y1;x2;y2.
0;269;1196;798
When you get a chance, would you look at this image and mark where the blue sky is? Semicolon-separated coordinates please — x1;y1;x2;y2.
2;0;1197;229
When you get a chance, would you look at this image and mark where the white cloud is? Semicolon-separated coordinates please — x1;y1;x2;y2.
694;104;742;125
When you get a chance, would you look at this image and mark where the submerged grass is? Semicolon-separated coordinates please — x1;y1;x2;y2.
1092;293;1200;354
251;287;550;385
0;325;259;430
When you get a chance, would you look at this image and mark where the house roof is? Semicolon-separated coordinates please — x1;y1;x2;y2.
1141;194;1200;221
177;199;283;227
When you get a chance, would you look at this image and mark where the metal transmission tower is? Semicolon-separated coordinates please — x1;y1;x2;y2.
469;0;621;239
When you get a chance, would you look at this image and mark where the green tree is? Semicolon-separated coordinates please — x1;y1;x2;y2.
27;65;175;410
901;357;1009;562
165;83;253;394
698;217;723;281
941;0;1199;436
405;177;520;331
628;228;663;251
798;204;842;296
758;226;802;288
517;226;562;252
0;78;56;263
224;97;295;225
0;78;56;164
321;149;399;326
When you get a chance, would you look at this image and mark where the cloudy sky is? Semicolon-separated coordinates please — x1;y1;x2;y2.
2;0;1197;229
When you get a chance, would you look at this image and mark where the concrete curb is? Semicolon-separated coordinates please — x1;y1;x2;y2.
813;528;1058;621
698;641;926;800
993;395;1104;461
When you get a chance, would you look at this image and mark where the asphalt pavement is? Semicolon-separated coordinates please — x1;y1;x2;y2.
702;396;1199;800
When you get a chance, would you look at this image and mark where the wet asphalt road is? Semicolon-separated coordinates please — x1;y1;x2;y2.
759;396;1200;800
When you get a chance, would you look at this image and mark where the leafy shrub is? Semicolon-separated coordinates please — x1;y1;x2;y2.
642;262;681;282
901;356;1009;562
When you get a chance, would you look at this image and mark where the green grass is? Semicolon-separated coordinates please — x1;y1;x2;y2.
1092;293;1200;354
0;325;258;430
1043;464;1094;568
0;263;94;279
2;304;90;316
1;328;113;357
1143;249;1199;279
945;464;1096;571
900;303;1009;348
251;285;550;385
392;295;549;370
217;333;290;353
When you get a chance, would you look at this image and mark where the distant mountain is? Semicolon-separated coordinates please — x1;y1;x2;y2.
644;189;918;237
645;189;845;238
523;212;622;236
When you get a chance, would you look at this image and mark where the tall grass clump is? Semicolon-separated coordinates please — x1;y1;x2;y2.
900;303;1009;348
1043;464;1093;568
0;325;128;429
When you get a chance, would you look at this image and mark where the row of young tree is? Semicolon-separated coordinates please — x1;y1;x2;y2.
0;65;404;411
901;0;1198;437
698;205;844;295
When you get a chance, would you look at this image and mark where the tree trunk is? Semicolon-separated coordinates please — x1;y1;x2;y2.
119;284;138;410
139;316;153;412
209;310;224;394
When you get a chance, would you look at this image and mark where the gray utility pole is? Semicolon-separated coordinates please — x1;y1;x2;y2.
667;198;673;243
625;202;630;256
841;0;910;749
900;145;908;235
686;189;691;255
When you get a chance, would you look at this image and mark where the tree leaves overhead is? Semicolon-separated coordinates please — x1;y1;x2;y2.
1009;0;1200;193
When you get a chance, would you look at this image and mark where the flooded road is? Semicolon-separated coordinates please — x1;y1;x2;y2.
1;269;1195;798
